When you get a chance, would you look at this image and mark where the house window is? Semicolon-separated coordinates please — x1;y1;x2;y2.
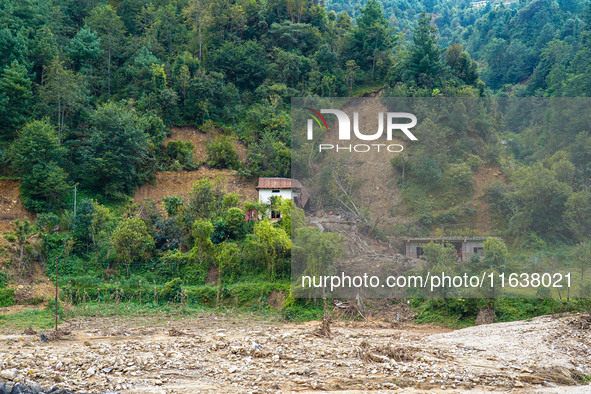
272;189;280;193
271;210;281;219
473;247;484;257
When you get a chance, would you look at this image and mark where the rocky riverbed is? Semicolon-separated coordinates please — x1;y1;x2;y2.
0;313;589;393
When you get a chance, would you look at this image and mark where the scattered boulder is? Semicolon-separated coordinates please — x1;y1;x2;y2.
9;383;35;394
0;370;16;381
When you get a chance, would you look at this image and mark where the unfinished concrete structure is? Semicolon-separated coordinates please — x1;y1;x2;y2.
404;237;495;262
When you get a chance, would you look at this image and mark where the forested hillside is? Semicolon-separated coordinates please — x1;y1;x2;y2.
328;0;591;94
0;0;590;324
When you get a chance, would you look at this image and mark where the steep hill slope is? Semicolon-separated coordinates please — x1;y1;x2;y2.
134;127;257;208
0;179;35;233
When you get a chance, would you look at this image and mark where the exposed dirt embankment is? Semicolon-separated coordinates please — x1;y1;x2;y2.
134;127;257;207
165;127;248;163
0;179;35;233
134;168;257;206
471;164;505;233
0;314;589;393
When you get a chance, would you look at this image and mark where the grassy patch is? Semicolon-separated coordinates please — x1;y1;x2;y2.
0;309;56;331
351;83;384;97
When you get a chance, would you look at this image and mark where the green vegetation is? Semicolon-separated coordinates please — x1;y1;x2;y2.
0;0;589;327
164;140;195;170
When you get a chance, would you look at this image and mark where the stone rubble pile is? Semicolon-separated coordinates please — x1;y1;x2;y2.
0;314;588;392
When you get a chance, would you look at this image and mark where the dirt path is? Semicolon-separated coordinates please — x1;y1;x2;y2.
0;314;589;393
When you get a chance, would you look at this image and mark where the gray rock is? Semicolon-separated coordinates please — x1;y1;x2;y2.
10;383;35;394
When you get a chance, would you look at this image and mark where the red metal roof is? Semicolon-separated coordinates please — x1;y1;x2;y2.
256;178;303;189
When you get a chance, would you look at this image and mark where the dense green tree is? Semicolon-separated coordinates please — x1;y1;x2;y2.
80;102;158;199
564;189;591;242
401;11;443;89
38;58;87;139
482;238;509;271
421;241;458;298
445;43;480;86
209;40;268;90
72;198;94;250
90;203;115;265
164;140;195;169
507;164;572;240
293;226;342;310
183;179;226;224
85;4;126;95
266;21;322;55
31;25;59;80
343;0;395;80
183;0;212;61
183;70;241;124
66;26;103;72
224;207;246;239
10;120;69;211
111;217;155;276
216;241;240;284
247;132;291;178
253;220;291;280
206;135;240;169
0;61;33;141
271;48;311;88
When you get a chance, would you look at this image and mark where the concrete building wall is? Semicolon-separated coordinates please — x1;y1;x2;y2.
258;189;292;204
464;241;485;260
405;239;486;262
407;242;426;259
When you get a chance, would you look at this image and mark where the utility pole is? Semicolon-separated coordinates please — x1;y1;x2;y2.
73;184;77;218
54;256;58;332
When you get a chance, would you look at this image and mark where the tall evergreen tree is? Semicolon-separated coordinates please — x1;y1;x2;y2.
402;11;443;89
0;61;32;141
86;4;126;95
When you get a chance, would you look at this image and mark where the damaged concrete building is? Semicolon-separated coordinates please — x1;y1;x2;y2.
404;237;497;262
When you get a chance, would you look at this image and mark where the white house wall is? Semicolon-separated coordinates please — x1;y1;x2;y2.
258;189;293;204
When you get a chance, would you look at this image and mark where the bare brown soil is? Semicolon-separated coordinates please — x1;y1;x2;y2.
165;126;249;164
310;97;503;237
310;97;408;233
134;168;258;208
471;164;505;233
134;127;257;209
0;179;35;233
0;313;589;393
